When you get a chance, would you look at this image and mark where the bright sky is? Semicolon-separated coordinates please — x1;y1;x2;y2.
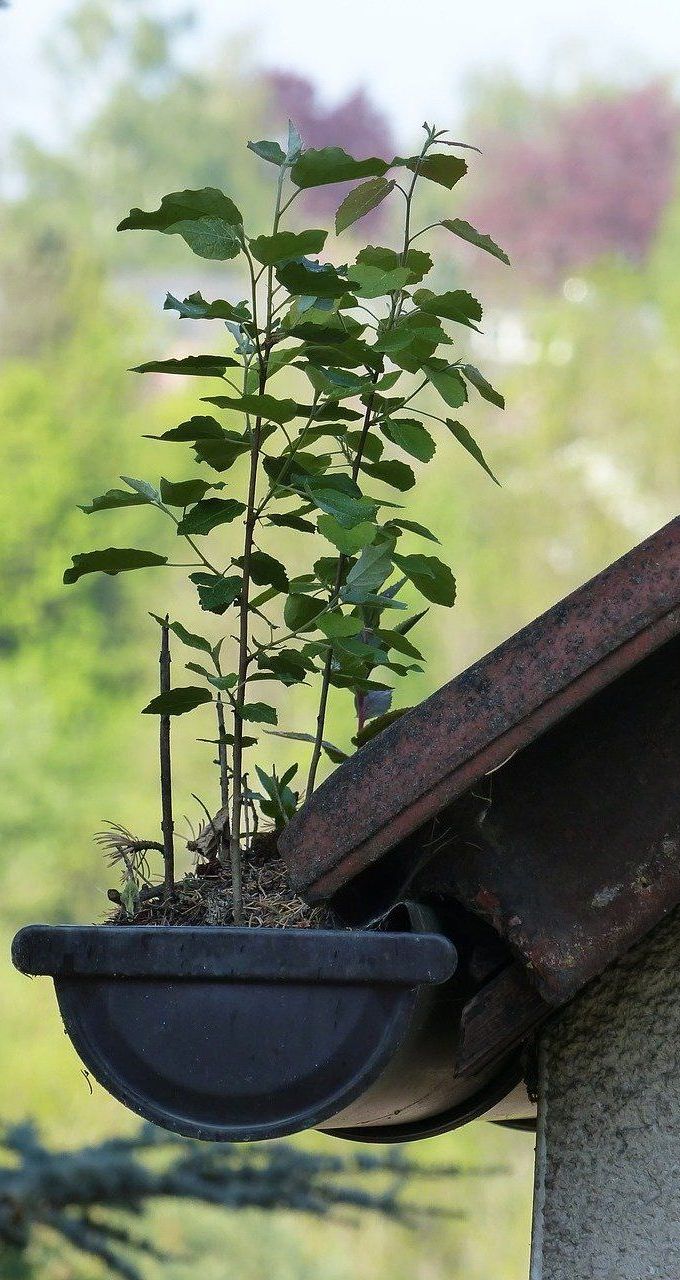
2;0;680;146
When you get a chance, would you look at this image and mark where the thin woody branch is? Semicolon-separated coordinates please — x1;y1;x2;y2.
159;616;174;896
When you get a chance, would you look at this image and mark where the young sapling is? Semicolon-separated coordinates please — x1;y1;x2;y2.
66;121;508;923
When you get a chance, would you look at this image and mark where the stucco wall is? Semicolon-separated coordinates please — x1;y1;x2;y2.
529;905;680;1280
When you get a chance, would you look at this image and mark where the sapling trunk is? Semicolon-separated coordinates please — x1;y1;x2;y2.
229;164;285;919
215;694;230;847
229;415;262;924
159;616;174;896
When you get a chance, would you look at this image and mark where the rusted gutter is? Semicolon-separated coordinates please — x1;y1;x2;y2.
279;518;680;1005
413;628;680;1004
281;517;679;899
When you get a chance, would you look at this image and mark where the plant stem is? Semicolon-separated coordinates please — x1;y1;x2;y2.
306;652;333;801
229;412;261;921
402;129;433;261
409;221;440;241
229;165;286;919
159;616;174;896
215;694;230;841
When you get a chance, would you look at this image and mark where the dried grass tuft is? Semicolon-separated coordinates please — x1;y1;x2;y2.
108;853;334;930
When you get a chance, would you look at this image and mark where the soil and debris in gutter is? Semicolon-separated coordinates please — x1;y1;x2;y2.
106;832;335;929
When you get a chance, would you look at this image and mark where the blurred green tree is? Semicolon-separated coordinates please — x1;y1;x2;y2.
0;0;269;359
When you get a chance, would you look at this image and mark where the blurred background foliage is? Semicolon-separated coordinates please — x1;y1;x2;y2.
1;0;678;1275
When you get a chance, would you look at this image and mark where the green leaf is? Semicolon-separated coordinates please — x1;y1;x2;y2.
79;488;148;514
161;619;212;654
283;594;325;632
440;218;510;266
314;403;363;422
341;544;393;603
325;632;382;663
361;459;416;491
375;311;450;373
318;611;362;639
206;672;238;691
180;220;242;260
267;512;316;534
445;419;500;485
461;364;505;409
120;475;160;503
424;359;468;410
355;245;432;284
159;477;214;506
304;364;371;399
375;628;423;660
132;354;239;377
335;177;395;234
375;370;403;392
291;147;389;189
276;260;348;299
383;418;435;462
193;433;251;472
385;517;440;544
303;338;379;372
326;340;384;372
400;249;434;284
177;497;247;535
317;514;376;554
261;450;328;491
367;392;407;418
164;291;250;323
247;138;286;166
353;706;412;747
266;729;348;765
142;686;212;716
347;263;411;298
354;245;398;272
64;548;167;584
153;415;225;443
345;431;383;463
204;735;258;749
287;570;319;591
118;186;242;231
413;288;483;330
249;229;328;265
241;551;289;593
353;707;411;747
312;558;343;589
256;649;313;686
118;187;243;260
306;483;378;530
392;553;456;606
121;876;140;915
190;572;242;614
287;119;303;161
330;671;395;693
398;153;467;190
288;319;362;345
204;393;299;424
240;702;278;725
254;764;297;827
250;587;280;611
396;607;429;637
